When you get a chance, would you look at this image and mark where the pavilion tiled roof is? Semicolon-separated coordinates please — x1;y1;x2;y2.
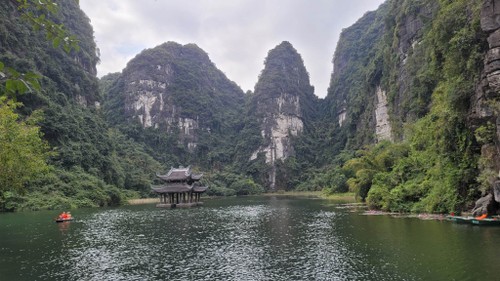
193;186;208;193
156;166;205;182
191;173;203;180
156;166;192;181
151;183;193;193
153;166;207;194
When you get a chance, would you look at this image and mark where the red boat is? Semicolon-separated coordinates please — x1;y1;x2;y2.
55;212;73;223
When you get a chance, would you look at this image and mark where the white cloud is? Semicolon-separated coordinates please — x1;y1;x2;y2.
80;0;385;98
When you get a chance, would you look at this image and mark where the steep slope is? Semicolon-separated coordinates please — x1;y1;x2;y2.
321;0;493;212
0;0;99;105
324;3;390;149
244;41;318;190
104;42;245;168
0;0;162;210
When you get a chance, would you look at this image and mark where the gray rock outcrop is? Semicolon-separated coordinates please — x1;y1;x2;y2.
469;0;500;213
472;193;496;216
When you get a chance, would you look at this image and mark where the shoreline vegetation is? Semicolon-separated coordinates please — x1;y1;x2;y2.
127;191;356;205
111;194;459;222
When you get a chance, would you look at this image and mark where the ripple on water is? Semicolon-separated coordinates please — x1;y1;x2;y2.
37;200;414;280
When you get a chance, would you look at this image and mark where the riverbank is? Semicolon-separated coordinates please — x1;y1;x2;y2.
263;191;356;199
128;192;357;205
128;198;159;205
362;210;448;220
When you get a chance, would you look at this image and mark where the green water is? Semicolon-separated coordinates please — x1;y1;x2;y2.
0;196;498;280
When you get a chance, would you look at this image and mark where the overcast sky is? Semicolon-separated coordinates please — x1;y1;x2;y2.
80;0;385;98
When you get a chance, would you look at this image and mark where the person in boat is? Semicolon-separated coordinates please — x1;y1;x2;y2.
58;212;70;220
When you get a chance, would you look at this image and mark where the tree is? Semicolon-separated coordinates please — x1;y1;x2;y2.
0;98;51;208
1;0;79;99
0;0;79;210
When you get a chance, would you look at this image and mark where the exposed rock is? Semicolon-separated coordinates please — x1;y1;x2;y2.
338;107;347;127
375;86;392;142
481;0;500;32
492;180;500;203
472;0;500;186
250;104;304;163
472;193;496;216
487;29;500;48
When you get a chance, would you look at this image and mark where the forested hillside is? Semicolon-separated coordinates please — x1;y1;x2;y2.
0;0;161;211
314;0;499;214
1;0;499;214
103;42;245;169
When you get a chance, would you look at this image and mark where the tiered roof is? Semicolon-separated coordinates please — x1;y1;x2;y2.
151;183;193;193
156;166;203;183
152;166;207;194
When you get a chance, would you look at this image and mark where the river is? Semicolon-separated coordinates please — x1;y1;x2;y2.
0;196;498;280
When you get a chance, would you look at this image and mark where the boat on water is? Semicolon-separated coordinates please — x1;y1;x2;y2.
55;218;74;223
471;218;500;226
447;215;500;226
55;211;73;223
446;215;474;224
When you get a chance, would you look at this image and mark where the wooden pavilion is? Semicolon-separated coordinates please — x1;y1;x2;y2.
151;166;208;208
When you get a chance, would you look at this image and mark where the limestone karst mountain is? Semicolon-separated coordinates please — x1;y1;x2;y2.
244;41;318;190
103;42;245;167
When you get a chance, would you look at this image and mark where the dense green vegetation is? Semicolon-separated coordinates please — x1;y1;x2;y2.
0;0;162;211
0;0;494;214
304;0;487;213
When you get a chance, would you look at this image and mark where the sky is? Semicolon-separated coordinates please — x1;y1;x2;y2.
79;0;385;98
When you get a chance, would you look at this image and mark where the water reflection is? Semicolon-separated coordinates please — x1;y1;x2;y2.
54;199;404;280
1;197;500;280
57;221;71;234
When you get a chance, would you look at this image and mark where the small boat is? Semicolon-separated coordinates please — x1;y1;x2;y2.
447;215;500;226
471;218;500;226
55;217;74;223
446;215;474;224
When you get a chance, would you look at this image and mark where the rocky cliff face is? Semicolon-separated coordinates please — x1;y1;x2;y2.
249;41;316;190
386;1;438;131
325;6;388;148
471;0;500;194
106;42;245;153
375;86;392;142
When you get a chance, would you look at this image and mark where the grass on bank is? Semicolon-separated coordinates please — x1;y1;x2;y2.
127;191;357;205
